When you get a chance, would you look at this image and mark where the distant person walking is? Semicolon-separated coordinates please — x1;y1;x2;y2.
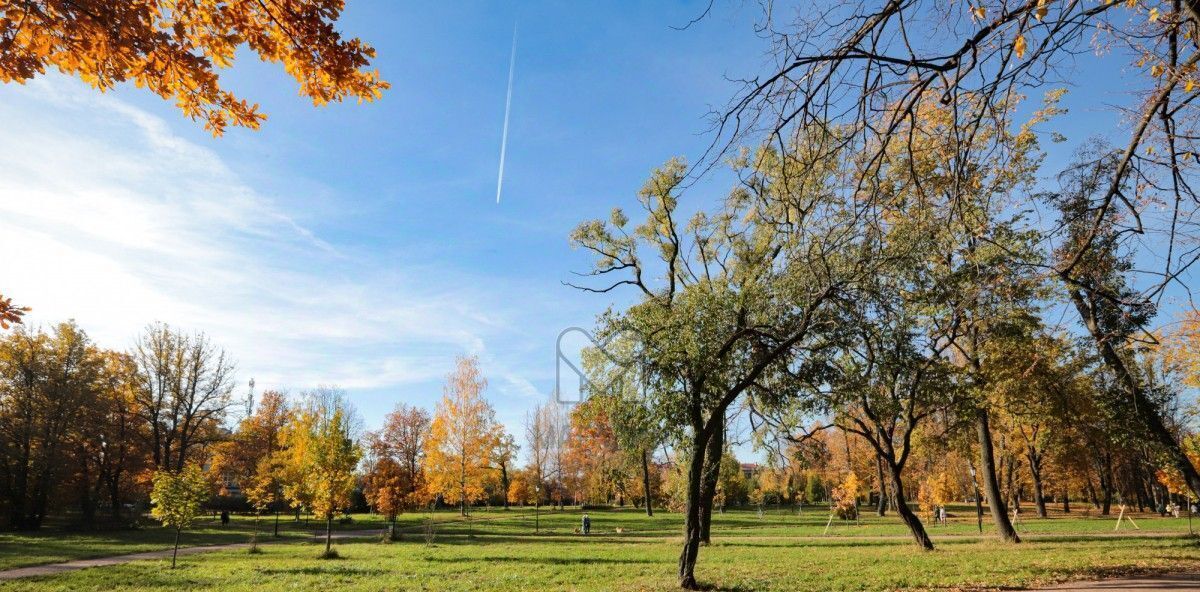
582;513;591;535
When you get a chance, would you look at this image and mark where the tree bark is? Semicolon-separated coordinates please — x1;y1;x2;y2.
875;456;888;517
678;432;707;590
325;514;333;554
887;462;933;550
108;477;122;521
500;464;510;510
642;448;654;517
976;408;1020;542
698;426;723;545
172;527;181;568
1027;447;1047;518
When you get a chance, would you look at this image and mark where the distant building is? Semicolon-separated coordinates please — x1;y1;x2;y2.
740;463;760;479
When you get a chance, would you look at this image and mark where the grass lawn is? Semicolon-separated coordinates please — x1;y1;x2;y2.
1;507;1197;590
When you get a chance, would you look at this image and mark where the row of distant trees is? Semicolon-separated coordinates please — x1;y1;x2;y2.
0;320;673;537
0;321;239;530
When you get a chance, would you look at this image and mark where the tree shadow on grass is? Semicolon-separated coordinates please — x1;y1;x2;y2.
409;534;665;547
711;538;912;550
421;555;662;566
254;566;388;576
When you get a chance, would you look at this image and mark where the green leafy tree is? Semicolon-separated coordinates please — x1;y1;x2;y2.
570;132;868;588
150;464;210;568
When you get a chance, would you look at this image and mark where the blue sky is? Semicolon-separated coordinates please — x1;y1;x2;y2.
1;1;1191;461
0;1;774;446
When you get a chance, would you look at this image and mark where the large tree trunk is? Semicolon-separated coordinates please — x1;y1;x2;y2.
642;448;654;517
1027;447;1047;518
1069;289;1200;499
875;456;888;517
698;426;723;545
887;461;933;550
108;476;122;521
678;432;707;590
500;464;510;510
1085;474;1100;509
976;408;1020;543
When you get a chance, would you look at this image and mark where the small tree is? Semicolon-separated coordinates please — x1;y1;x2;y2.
309;404;361;557
150;464;210;568
831;472;861;520
917;473;951;523
363;456;406;537
278;388;361;558
244;457;283;544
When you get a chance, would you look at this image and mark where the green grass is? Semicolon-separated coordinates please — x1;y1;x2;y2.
1;507;1198;590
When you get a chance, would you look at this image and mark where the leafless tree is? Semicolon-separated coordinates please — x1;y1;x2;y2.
132;323;237;472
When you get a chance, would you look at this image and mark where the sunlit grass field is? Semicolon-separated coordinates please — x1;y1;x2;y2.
1;505;1197;591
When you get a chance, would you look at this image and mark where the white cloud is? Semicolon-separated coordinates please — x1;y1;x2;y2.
0;77;568;421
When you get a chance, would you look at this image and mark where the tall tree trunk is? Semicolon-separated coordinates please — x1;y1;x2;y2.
325;514;333;554
887;461;933;550
976;408;1020;543
1062;487;1070;513
171;527;181;568
1096;453;1113;515
108;476;122;521
875;456;888;517
698;426;723;545
500;464;510;510
678;431;707;590
1069;288;1200;499
1027;447;1047;518
642;448;654;517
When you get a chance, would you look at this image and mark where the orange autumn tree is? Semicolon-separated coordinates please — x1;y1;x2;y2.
564;401;626;506
0;0;389;135
208;390;289;541
363;403;431;528
424;355;500;516
830;472;861;520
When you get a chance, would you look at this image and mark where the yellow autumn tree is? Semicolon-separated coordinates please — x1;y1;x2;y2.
831;472;861;520
278;387;361;557
917;472;951;522
424;355;499;516
0;0;388;135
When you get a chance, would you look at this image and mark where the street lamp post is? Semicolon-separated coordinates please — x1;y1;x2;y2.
969;465;983;533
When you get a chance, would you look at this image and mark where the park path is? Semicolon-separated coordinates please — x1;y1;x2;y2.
0;511;528;581
0;528;383;581
1039;572;1200;590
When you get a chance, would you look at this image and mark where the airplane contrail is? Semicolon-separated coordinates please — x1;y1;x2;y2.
496;24;517;204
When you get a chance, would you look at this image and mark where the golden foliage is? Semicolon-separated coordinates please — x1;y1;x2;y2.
830;472;861;519
0;0;389;135
423;355;499;511
277;392;361;519
917;472;951;520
